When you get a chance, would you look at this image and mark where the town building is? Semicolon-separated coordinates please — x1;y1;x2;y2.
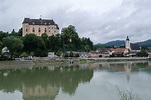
110;48;128;57
95;36;141;57
78;52;88;58
22;18;59;36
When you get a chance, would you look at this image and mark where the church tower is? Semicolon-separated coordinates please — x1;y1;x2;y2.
125;36;131;50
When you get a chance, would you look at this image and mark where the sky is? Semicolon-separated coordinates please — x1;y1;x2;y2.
0;0;151;44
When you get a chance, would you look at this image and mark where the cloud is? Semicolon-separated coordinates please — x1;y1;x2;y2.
0;0;151;43
83;0;151;43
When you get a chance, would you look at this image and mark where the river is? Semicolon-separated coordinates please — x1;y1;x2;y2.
0;61;151;100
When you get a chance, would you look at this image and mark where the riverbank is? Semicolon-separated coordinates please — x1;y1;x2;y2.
0;59;70;69
0;57;150;69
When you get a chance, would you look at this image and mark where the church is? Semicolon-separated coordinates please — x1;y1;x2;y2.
125;36;141;56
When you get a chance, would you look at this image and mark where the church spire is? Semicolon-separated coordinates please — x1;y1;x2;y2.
126;36;129;41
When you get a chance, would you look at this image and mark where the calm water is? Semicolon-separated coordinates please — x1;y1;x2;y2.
0;61;151;100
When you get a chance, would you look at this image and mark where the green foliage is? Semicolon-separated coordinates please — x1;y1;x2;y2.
9;29;22;37
23;34;47;57
56;50;62;57
2;36;23;58
0;25;94;57
21;52;28;57
136;50;148;57
17;28;22;36
61;25;93;52
0;31;8;41
70;51;74;57
85;45;90;52
48;34;62;52
29;52;34;56
41;33;49;49
0;41;3;53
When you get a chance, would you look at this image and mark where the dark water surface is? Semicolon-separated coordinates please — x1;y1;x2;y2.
0;61;151;100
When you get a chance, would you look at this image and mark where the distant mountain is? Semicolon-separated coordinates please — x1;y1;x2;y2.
104;40;125;47
96;39;151;47
95;40;125;47
137;39;151;47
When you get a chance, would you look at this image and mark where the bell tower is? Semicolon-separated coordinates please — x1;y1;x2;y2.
125;36;131;50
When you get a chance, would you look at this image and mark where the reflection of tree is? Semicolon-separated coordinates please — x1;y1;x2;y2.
0;66;93;100
60;68;93;95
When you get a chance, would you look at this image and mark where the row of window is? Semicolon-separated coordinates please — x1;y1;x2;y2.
26;25;56;29
25;28;57;33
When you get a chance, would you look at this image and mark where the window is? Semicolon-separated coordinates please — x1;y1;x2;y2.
26;29;28;32
38;28;41;32
44;28;47;33
32;28;35;32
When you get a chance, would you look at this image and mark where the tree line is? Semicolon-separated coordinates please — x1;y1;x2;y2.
0;25;93;59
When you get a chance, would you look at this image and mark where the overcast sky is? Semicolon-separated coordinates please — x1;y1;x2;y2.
0;0;151;44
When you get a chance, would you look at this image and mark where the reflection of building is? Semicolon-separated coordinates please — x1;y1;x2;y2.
0;67;93;99
148;61;151;66
99;62;132;82
22;84;59;100
22;18;59;36
124;63;132;82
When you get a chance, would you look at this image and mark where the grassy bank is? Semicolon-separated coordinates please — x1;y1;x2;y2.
0;60;35;69
0;59;68;69
0;57;149;69
80;57;148;63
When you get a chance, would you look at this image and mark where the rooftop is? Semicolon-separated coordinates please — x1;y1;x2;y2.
22;18;59;29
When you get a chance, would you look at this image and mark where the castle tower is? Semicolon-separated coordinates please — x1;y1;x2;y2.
125;36;131;50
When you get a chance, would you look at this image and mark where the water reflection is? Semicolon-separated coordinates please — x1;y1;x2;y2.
0;61;151;100
0;65;93;100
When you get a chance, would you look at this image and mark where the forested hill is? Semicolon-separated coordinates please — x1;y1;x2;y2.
96;39;151;47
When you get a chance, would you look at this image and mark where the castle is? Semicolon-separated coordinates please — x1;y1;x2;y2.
22;18;59;36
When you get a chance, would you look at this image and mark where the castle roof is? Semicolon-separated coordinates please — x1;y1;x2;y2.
22;18;59;29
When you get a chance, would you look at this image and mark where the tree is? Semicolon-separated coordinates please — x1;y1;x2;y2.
17;28;22;36
23;34;47;57
0;41;3;54
48;34;62;52
41;33;49;49
0;31;8;41
85;45;90;52
136;50;148;57
2;36;23;59
61;25;80;51
21;52;28;57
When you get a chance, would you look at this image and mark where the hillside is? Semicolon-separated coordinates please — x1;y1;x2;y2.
96;39;151;47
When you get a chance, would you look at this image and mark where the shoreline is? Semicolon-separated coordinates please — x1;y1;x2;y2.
0;57;150;69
